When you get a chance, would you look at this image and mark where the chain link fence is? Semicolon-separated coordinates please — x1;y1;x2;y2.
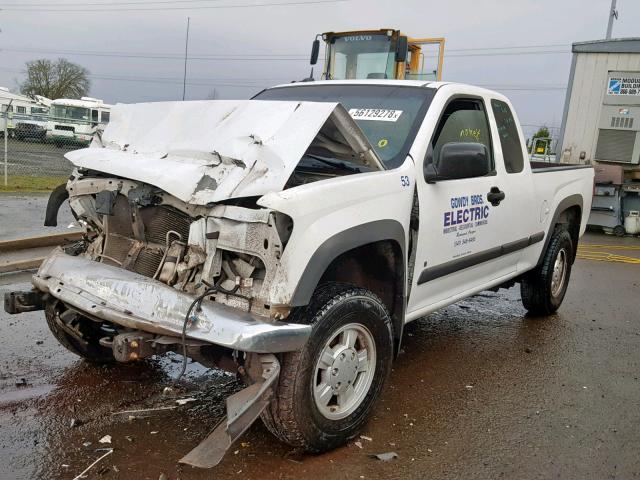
2;110;78;191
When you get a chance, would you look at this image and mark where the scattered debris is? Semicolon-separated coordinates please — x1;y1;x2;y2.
354;441;363;449
111;406;178;417
176;397;196;406
360;435;373;442
150;431;159;435
370;452;398;462
15;378;28;388
159;473;168;480
82;442;92;448
99;435;112;444
70;418;82;428
72;448;113;480
465;385;474;390
125;436;134;442
162;387;174;396
36;340;44;345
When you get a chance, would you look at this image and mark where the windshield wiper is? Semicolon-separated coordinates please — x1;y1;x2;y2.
303;154;363;173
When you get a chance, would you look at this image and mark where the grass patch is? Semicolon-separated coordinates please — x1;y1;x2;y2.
0;175;68;192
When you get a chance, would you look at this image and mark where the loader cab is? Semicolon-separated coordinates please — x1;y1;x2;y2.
312;29;445;81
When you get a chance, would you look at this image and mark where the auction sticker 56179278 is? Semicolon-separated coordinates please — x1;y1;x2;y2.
349;108;403;122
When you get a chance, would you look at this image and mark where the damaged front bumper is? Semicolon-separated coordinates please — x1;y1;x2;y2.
30;248;311;353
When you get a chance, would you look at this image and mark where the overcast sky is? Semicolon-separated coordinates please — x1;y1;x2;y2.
1;0;639;137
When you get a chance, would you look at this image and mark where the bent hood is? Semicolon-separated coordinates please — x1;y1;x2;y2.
65;99;383;205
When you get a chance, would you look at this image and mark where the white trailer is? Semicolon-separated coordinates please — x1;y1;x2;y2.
46;97;111;145
0;87;50;139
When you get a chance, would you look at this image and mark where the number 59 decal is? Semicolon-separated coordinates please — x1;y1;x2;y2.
400;175;410;187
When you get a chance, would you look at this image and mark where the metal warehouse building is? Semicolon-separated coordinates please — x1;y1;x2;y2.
558;38;640;171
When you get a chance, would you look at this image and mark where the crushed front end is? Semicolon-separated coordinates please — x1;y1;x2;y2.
4;98;383;467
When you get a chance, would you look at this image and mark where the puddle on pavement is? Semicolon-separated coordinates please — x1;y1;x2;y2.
0;383;56;405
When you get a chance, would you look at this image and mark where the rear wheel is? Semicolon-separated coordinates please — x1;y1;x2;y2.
45;301;115;363
261;282;393;452
521;227;574;315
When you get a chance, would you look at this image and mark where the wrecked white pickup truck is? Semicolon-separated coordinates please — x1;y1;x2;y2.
5;80;594;467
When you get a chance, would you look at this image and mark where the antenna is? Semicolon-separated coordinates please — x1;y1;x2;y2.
605;0;618;39
182;17;190;101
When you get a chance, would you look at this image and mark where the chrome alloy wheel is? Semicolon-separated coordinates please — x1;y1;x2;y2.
313;323;376;420
551;247;568;298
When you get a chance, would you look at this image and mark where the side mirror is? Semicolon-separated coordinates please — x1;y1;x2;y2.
310;39;320;65
395;36;408;63
437;142;492;180
424;162;439;183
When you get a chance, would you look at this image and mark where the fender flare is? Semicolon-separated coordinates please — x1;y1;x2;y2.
536;193;583;267
290;220;407;354
44;183;70;227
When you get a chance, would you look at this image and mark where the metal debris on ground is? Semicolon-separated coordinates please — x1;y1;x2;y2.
360;435;372;441
175;397;196;405
71;448;113;480
98;435;111;444
370;452;398;461
111;405;178;417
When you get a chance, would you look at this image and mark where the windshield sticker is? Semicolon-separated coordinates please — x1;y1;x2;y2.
349;108;403;122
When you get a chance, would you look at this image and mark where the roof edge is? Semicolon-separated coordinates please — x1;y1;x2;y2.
572;37;640;54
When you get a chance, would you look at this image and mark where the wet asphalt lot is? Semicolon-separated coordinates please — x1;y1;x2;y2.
0;223;639;479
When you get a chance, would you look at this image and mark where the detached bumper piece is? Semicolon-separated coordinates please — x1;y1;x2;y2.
4;290;44;314
180;354;280;468
32;249;311;353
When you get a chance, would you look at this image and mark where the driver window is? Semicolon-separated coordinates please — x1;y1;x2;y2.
428;98;494;176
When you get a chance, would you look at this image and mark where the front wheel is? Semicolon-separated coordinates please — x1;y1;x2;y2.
261;283;393;452
45;301;115;363
521;227;574;315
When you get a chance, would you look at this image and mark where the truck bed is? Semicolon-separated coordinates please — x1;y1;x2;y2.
530;161;593;173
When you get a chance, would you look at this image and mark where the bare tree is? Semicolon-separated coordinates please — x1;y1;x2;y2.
20;58;90;99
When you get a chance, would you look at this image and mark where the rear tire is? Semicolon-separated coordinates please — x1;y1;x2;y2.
45;301;115;363
521;227;574;315
261;282;393;452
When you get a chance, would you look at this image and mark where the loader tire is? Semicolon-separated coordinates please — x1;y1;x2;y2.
521;227;574;315
261;282;393;452
45;301;115;363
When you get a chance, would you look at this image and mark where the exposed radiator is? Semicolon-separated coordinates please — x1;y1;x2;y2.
101;195;192;278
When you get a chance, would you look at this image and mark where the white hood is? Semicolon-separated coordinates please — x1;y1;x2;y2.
65;99;382;205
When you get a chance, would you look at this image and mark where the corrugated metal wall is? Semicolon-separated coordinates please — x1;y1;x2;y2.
561;52;640;164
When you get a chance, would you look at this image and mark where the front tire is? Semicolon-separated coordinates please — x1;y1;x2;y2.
521;227;574;315
45;301;115;363
261;282;393;452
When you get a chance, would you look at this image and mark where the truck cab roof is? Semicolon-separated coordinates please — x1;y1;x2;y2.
268;79;507;101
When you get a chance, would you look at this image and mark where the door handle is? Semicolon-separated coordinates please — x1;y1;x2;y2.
487;187;506;206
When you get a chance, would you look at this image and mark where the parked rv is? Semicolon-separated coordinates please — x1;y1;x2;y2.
0;87;51;139
46;97;111;146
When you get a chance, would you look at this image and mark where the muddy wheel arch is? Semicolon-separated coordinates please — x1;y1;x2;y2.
289;220;406;354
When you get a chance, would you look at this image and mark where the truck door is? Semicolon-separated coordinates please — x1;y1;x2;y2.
407;95;525;315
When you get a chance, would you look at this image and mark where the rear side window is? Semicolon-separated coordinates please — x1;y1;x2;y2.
491;99;524;173
101;111;110;123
